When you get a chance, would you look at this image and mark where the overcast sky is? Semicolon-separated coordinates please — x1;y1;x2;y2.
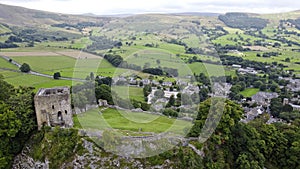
0;0;299;15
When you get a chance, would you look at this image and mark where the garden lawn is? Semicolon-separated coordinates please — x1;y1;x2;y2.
240;88;259;97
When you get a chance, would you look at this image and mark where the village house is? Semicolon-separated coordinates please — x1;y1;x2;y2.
162;81;173;87
241;106;265;123
182;84;199;95
286;78;300;92
164;91;179;98
232;64;242;68
283;98;300;111
212;83;232;97
238;67;257;75
251;92;278;106
141;79;151;85
177;80;188;86
129;77;137;85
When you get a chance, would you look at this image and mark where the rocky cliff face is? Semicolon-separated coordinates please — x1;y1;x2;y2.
12;131;176;169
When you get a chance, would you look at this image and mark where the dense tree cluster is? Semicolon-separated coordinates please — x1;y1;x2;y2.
103;54;142;71
11;28;80;43
287;18;300;30
87;36;119;51
103;54;123;67
162;108;178;117
188;98;300;168
52;22;104;30
258;52;281;58
142;67;178;77
219;13;268;30
214;44;251;53
220;55;266;71
142;68;164;76
5;36;22;43
0;42;19;48
0;76;36;168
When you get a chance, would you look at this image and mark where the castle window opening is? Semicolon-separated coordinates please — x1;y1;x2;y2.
58;111;63;121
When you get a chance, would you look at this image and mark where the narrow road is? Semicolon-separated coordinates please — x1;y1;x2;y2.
0;54;87;82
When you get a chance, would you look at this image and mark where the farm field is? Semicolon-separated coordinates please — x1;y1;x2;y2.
0;57;19;70
239;88;259;97
188;62;235;77
74;108;192;134
1;50;151;79
0;70;73;91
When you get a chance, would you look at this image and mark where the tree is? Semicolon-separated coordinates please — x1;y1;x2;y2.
139;81;143;87
270;98;283;117
230;123;266;168
270;83;279;92
259;84;267;91
188;99;243;140
163;108;178;117
167;95;175;107
19;63;31;73
0;84;36;169
143;84;152;97
141;102;150;111
95;84;113;105
285;58;291;62
53;72;61;79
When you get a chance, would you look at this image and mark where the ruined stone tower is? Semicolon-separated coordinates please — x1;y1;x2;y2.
34;87;73;130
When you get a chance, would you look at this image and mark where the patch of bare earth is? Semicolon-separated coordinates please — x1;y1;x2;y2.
54;51;101;59
0;50;101;59
243;46;269;51
0;52;60;57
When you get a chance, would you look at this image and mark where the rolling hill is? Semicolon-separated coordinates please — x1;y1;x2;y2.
0;3;109;27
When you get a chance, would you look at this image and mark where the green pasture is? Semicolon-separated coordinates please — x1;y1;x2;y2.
74;108;192;134
9;55;131;78
0;70;72;91
0;57;19;70
111;86;144;102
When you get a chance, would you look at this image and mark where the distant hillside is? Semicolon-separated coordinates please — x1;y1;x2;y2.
0;3;109;27
171;12;220;17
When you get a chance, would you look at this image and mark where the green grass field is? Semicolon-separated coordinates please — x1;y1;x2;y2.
187;62;235;77
112;86;145;102
9;55;138;78
0;70;73;91
74;108;192;134
239;88;259;97
0;57;19;70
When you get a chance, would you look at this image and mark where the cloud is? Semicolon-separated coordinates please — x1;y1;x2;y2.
0;0;299;15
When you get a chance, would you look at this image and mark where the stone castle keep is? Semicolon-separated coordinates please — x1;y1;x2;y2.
34;87;73;130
